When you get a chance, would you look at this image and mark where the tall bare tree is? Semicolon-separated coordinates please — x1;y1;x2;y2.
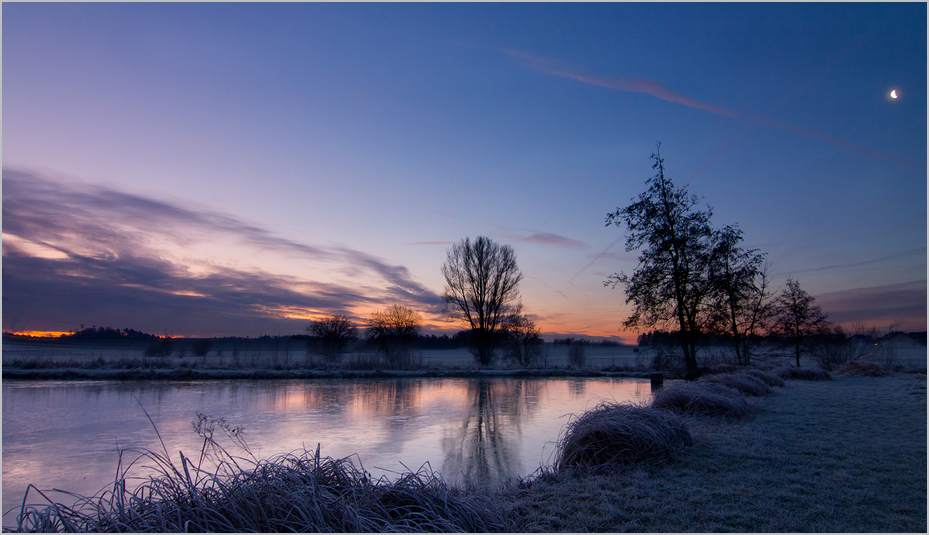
605;143;715;379
771;278;830;367
442;236;523;366
368;305;422;368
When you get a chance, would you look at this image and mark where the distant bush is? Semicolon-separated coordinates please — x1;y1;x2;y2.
650;381;750;418
773;366;832;381
836;361;888;377
193;340;212;357
555;403;692;470
698;373;771;396
144;338;174;358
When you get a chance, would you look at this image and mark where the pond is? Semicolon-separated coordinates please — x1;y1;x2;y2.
2;376;653;526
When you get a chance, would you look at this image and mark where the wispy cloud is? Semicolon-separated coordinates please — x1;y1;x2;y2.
495;227;587;249
505;49;926;169
517;232;586;249
789;247;927;275
2;169;441;335
815;280;927;331
504;49;741;118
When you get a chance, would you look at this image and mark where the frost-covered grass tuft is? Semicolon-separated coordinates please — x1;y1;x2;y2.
555;403;692;470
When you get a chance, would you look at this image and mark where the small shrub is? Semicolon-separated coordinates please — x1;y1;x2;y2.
193;339;212;357
836;360;888;377
650;381;750;418
144;338;174;357
773;366;832;381
699;373;772;396
555;403;692;470
743;368;785;388
567;343;587;369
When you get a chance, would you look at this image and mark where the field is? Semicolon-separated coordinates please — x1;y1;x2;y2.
4;336;925;377
501;374;927;532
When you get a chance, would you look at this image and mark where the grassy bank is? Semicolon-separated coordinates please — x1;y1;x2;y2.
501;374;927;532
9;373;926;532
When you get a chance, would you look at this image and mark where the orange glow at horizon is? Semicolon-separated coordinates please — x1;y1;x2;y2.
5;331;75;338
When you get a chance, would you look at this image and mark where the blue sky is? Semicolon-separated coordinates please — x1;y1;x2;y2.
3;3;926;340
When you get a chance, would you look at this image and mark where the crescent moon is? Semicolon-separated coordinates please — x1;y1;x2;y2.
891;90;898;98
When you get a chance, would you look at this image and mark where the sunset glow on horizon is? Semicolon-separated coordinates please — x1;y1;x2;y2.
3;3;925;341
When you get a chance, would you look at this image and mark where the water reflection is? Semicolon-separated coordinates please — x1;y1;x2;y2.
2;377;650;527
442;379;545;485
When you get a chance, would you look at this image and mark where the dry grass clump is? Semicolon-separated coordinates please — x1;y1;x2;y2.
650;381;750;418
743;368;785;387
554;403;692;471
774;366;832;381
836;360;888;377
12;443;509;533
698;373;772;396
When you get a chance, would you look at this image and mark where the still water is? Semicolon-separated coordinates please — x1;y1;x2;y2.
3;377;651;523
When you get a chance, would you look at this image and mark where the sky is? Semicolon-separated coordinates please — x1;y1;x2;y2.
2;2;926;342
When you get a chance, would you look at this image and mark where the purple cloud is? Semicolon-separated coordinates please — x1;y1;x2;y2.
2;169;442;335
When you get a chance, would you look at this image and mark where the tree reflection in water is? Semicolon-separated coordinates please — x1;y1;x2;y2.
442;379;546;487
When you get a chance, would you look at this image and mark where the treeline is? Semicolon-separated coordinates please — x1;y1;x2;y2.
292;331;476;350
61;326;160;340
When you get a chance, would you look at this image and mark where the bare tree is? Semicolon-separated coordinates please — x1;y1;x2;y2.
771;278;830;367
442;236;523;367
504;314;543;367
368;305;422;369
605;143;715;379
308;314;357;365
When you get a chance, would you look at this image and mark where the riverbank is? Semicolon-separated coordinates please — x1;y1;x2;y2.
498;373;927;532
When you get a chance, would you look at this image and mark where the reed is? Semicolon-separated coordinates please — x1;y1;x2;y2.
650;381;750;418
554;403;692;471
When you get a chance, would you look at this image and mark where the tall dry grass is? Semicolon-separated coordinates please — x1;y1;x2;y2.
10;416;511;533
774;366;832;381
650;381;750;418
698;372;772;396
554;403;692;470
743;368;785;387
836;360;888;377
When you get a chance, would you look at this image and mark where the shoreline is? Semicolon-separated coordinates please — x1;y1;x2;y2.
1;366;655;382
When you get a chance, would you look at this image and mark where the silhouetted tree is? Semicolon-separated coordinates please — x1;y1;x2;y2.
605;144;715;379
706;226;773;366
771;278;830;367
308;314;357;365
504;314;543;367
442;236;523;366
368;305;422;368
